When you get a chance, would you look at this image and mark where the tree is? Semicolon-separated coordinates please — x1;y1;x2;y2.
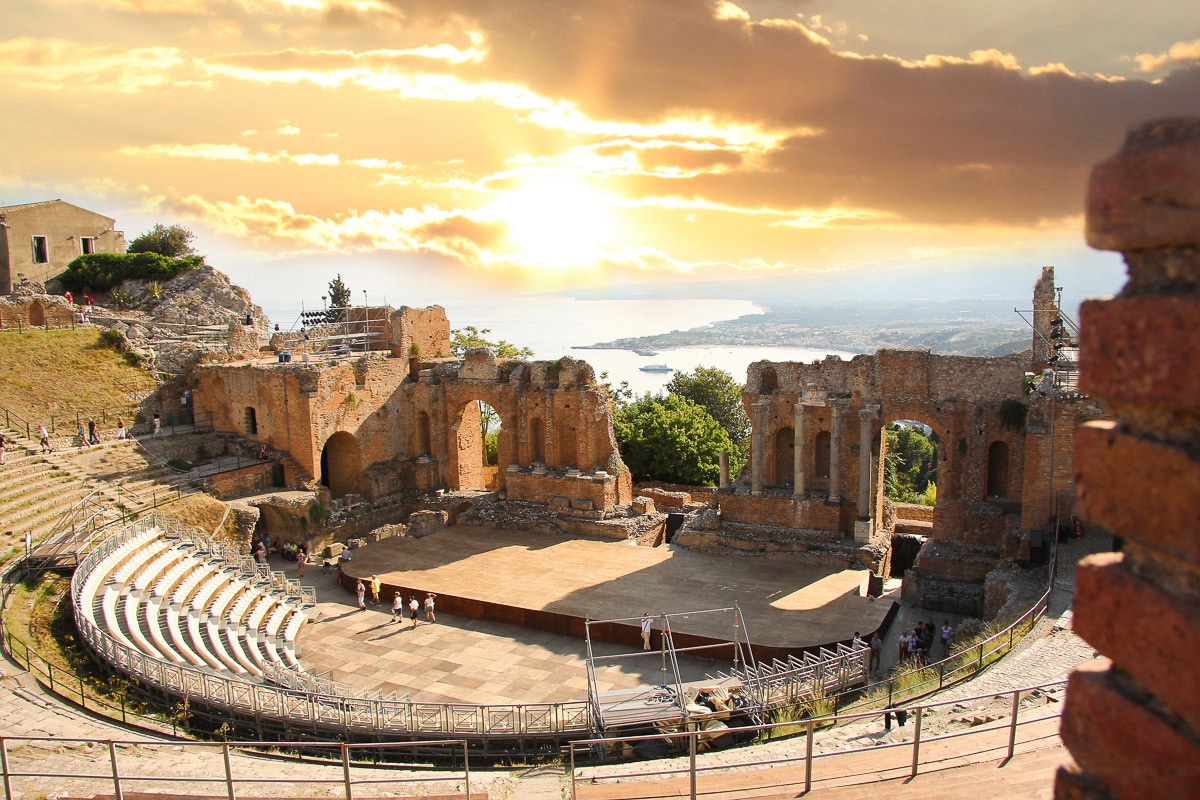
327;274;352;310
666;366;751;450
614;394;739;485
450;326;534;359
884;422;938;505
128;224;198;259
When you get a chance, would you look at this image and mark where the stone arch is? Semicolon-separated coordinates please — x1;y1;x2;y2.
529;416;544;463
555;414;578;467
773;426;794;487
415;410;431;456
320;431;361;499
987;440;1010;499
814;430;831;483
28;301;45;327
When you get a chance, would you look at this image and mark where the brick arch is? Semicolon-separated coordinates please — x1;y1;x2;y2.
320;431;361;499
450;397;512;492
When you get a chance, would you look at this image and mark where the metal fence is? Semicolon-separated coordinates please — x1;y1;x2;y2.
566;679;1067;800
0;735;478;800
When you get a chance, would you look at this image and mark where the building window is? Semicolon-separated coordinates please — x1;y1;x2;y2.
31;236;49;264
80;237;96;255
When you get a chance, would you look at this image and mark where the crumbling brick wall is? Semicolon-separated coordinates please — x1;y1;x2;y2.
1056;118;1200;799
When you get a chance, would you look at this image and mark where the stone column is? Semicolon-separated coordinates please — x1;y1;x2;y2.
718;450;729;488
750;400;768;495
855;404;879;542
1055;119;1200;800
793;402;806;497
827;403;843;503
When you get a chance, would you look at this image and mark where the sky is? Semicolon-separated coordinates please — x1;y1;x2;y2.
2;0;1197;316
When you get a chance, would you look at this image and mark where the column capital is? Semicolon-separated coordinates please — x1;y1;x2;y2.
860;403;881;420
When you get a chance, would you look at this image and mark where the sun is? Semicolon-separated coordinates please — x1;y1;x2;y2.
489;176;618;268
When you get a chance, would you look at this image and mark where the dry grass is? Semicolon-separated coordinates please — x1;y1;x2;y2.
164;492;239;540
0;328;156;421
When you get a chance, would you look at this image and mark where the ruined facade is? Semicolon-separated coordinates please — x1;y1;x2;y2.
194;305;632;514
0;200;125;294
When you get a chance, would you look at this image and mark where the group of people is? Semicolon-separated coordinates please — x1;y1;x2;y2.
898;618;953;664
354;576;438;628
63;291;96;325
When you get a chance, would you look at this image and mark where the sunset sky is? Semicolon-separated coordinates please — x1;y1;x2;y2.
2;0;1197;314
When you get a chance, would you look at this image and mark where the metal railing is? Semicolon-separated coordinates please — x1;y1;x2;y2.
565;679;1067;799
0;736;476;800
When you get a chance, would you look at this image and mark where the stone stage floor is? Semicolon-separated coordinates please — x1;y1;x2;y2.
299;525;892;705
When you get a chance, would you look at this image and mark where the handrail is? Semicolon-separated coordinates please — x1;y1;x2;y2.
566;678;1068;798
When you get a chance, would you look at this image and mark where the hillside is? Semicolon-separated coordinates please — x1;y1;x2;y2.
0;328;157;423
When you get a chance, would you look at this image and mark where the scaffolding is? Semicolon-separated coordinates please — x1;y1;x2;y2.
584;605;756;734
290;304;390;359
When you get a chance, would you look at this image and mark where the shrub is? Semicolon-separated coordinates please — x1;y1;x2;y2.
60;252;203;292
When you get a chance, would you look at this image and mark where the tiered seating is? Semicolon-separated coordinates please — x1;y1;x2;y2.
72;520;319;685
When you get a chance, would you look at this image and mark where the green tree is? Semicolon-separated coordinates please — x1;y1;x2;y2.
884;423;938;505
450;326;534;359
666;366;750;450
614;394;739;485
327;274;352;310
128;224;199;259
598;370;634;410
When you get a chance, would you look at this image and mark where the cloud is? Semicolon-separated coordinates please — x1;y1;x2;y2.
0;37;186;92
1132;38;1200;74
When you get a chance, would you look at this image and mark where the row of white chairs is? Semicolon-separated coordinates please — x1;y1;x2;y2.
77;527;316;681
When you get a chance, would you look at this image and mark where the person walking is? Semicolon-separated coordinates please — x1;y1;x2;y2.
391;592;403;623
641;612;653;651
87;418;99;445
870;632;882;674
0;431;6;466
408;596;419;627
941;621;954;654
424;592;437;623
76;421;88;448
151;412;161;436
356;580;367;612
370;575;382;606
115;419;126;440
296;546;306;578
38;424;51;454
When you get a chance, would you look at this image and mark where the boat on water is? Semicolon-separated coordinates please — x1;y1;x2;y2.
639;363;673;372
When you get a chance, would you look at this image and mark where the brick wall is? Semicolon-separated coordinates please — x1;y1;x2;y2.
1056;119;1200;799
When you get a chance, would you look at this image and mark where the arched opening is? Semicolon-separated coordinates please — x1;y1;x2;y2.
29;302;45;327
320;431;361;499
244;406;258;435
773;427;794;487
987;440;1010;498
456;400;503;491
814;430;831;483
529;416;544;464
882;420;940;506
415;411;431;456
556;415;577;467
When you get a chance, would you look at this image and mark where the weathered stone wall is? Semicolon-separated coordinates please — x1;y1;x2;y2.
1056;119;1200;799
204;462;275;499
0;296;76;330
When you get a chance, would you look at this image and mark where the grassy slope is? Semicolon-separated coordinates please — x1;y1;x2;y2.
0;328;157;422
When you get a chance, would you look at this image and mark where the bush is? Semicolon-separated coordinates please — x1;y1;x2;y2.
59;252;203;292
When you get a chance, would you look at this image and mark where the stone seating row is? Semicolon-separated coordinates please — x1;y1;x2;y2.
76;527;315;682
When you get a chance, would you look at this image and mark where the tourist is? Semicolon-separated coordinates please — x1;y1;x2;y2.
64;290;73;306
424;592;437;623
897;629;910;662
941;621;954;654
296;545;306;578
253;540;267;565
1071;514;1085;540
641;612;652;651
0;431;6;465
76;421;88;448
115;418;126;440
151;412;161;436
870;632;882;673
356;580;367;612
391;591;403;622
408;596;419;627
87;417;99;444
38;424;51;454
370;575;381;606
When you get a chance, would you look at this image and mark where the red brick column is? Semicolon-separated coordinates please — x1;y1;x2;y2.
1056;118;1200;799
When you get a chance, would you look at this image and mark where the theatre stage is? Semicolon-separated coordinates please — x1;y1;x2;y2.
340;525;894;660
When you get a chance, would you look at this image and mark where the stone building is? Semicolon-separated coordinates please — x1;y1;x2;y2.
194;305;632;514
0;199;126;294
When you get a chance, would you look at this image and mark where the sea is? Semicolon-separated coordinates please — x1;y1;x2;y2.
260;295;858;397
